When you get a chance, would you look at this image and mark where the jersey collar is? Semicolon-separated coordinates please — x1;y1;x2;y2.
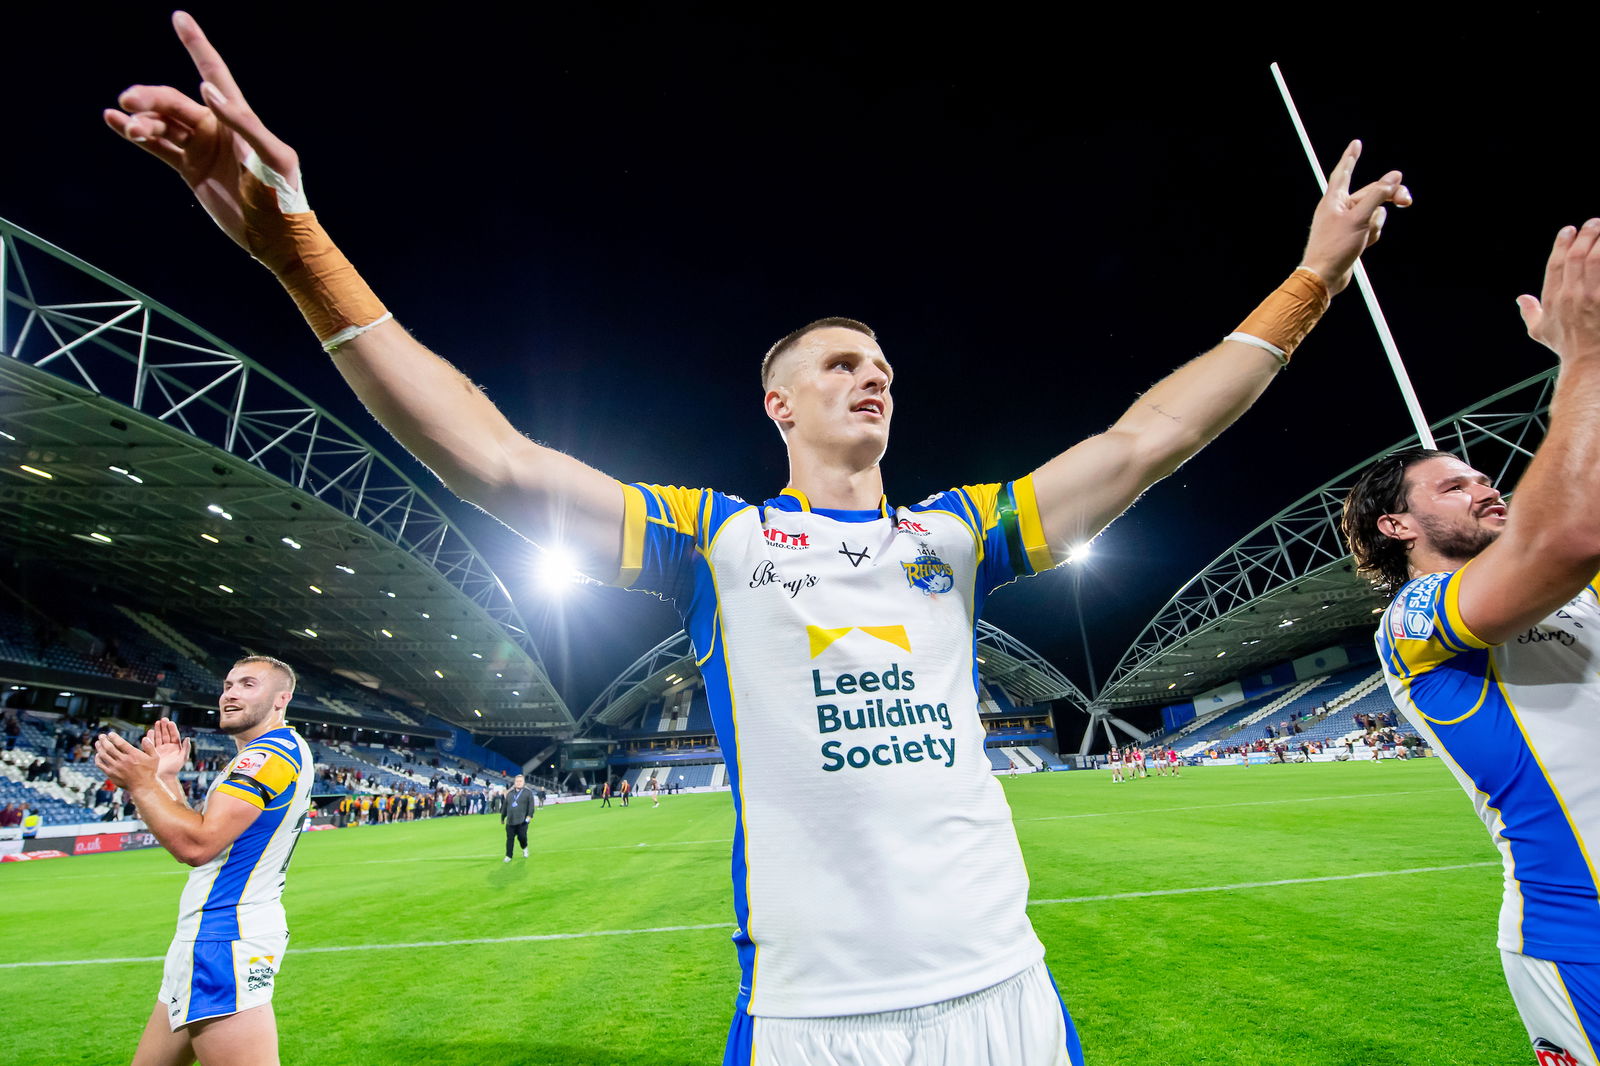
772;487;891;523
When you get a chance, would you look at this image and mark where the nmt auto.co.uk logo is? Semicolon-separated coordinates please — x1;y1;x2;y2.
763;528;811;550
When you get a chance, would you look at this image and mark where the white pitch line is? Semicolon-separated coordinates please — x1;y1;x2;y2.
335;837;737;866
1028;861;1497;906
1017;788;1458;823
4;862;1498;970
0;922;737;970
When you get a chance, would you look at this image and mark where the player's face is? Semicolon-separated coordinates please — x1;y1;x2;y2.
218;664;290;736
766;327;893;465
1392;455;1507;562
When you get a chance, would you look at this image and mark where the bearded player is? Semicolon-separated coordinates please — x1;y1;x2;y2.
95;656;313;1066
106;13;1407;1064
1343;220;1600;1066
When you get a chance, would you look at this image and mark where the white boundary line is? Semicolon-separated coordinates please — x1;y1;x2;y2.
1028;861;1497;906
2;861;1497;969
1016;788;1458;823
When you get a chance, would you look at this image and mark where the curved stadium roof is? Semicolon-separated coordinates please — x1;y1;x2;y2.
1097;369;1553;709
0;218;573;734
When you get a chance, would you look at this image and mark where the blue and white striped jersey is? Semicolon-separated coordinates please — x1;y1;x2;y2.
612;480;1059;1017
1378;565;1600;961
174;726;313;942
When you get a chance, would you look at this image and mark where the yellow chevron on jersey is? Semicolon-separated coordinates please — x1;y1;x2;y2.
807;625;911;658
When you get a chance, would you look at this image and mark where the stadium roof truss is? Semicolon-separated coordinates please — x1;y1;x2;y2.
0;217;572;733
1096;369;1555;711
573;621;1095;738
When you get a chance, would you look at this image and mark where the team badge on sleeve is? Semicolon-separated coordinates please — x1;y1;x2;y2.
1393;573;1445;640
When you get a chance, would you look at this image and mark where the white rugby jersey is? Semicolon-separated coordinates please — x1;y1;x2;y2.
174;726;314;941
1378;565;1600;962
613;481;1058;1017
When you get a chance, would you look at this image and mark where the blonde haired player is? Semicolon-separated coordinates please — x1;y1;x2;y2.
95;656;312;1066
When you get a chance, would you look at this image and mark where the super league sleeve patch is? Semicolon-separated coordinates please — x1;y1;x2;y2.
1394;573;1445;640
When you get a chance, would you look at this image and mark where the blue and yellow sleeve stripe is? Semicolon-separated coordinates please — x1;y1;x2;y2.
214;750;296;810
613;483;708;588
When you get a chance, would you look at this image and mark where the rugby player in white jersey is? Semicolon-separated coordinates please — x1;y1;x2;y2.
105;13;1407;1064
95;655;314;1066
1342;220;1600;1066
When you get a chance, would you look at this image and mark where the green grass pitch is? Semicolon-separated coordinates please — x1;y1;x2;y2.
1;759;1529;1065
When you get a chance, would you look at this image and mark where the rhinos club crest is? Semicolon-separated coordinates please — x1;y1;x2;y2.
902;542;954;595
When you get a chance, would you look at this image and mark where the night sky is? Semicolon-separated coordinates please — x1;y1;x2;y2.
5;7;1593;724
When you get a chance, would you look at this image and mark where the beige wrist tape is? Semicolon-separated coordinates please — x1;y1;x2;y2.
239;153;390;350
1225;267;1330;365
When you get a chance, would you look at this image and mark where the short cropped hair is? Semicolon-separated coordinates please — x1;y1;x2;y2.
760;317;877;389
1340;448;1455;596
233;654;298;694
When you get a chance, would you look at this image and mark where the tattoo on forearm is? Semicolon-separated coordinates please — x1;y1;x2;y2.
1147;403;1183;424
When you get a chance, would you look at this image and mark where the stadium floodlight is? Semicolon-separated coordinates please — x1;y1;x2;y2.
450;634;459;640
336;564;356;574
308;585;323;594
473;709;483;717
281;537;303;550
303;629;318;638
206;503;233;520
512;690;521;696
380;628;393;638
1066;543;1092;565
0;429;14;441
19;465;52;479
976;656;986;664
536;545;585;595
1215;650;1226;658
1167;682;1177;690
200;533;220;543
420;611;430;619
217;584;235;594
471;652;483;659
434;669;445;679
88;532;113;544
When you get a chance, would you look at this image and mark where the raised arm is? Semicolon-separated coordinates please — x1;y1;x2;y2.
1449;221;1600;643
95;731;256;866
1030;141;1410;556
107;12;625;578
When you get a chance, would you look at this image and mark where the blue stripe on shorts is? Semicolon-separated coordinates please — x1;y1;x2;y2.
187;940;238;1023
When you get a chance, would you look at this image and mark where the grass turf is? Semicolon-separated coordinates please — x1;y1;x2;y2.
1;759;1528;1065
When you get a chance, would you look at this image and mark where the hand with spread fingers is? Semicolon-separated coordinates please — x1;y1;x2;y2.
139;717;192;783
1299;139;1413;295
95;730;159;793
104;10;301;258
1518;219;1600;363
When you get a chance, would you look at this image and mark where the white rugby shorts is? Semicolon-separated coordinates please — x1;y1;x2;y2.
727;960;1081;1066
159;932;288;1030
1502;949;1600;1065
